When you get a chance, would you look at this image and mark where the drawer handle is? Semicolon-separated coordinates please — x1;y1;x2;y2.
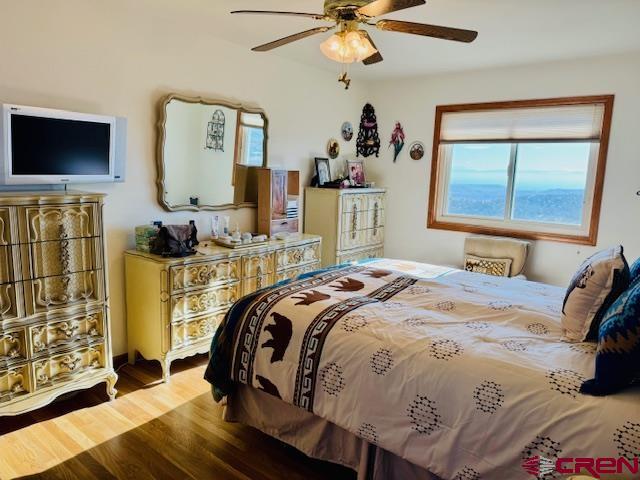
60;355;81;372
11;382;24;394
256;266;263;289
56;322;80;339
59;239;71;275
351;206;358;240
373;202;379;235
2;333;21;358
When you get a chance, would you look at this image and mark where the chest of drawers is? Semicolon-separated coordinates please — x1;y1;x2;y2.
304;187;386;267
124;234;321;381
0;192;116;416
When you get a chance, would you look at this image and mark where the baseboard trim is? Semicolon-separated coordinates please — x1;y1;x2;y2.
113;353;128;370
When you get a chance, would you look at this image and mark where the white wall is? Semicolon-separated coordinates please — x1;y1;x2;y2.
0;0;367;356
366;52;640;286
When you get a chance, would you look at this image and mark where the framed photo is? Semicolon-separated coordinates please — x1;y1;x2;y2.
315;157;332;186
347;160;366;186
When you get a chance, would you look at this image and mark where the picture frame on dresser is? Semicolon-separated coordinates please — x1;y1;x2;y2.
124;234;321;382
347;160;366;187
315;158;331;187
0;191;117;416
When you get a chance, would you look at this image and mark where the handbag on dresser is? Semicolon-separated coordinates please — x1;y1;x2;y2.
150;222;199;257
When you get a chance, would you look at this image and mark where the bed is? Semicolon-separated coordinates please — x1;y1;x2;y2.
205;259;640;479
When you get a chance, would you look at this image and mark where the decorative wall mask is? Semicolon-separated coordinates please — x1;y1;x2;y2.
206;109;225;151
356;103;381;158
409;141;425;161
389;122;406;163
341;121;353;142
327;139;340;159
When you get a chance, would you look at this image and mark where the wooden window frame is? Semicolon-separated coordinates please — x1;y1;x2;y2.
427;95;615;246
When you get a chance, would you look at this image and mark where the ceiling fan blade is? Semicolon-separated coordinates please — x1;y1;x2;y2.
376;20;478;42
231;10;327;20
252;27;333;52
362;32;383;65
358;0;426;18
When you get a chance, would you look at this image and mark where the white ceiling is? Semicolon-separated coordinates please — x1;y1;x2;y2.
171;0;640;80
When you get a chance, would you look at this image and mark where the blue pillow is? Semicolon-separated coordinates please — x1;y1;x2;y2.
581;280;640;396
630;258;640;284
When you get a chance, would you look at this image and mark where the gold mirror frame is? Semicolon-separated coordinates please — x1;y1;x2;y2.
156;93;269;212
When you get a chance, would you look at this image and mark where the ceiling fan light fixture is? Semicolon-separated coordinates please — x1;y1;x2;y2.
320;30;377;64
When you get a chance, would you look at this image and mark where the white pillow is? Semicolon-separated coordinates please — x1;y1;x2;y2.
561;245;630;342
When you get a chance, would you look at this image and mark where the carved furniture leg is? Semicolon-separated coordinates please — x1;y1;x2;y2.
161;358;172;383
106;372;118;401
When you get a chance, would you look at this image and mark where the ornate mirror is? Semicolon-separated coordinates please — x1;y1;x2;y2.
157;94;268;211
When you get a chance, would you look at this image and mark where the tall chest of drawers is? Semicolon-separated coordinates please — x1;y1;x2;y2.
124;234;321;381
304;187;386;267
0;191;117;416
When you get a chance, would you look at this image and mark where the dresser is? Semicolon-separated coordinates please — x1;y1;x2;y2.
304;188;386;267
124;234;321;381
0;191;116;416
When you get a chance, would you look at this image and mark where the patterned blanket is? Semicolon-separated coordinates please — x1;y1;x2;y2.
205;259;640;479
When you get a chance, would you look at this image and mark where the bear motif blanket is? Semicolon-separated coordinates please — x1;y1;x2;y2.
205;259;640;479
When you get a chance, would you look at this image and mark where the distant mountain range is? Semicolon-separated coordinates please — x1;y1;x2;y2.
447;184;585;225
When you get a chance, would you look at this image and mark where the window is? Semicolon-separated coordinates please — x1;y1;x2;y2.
236;112;266;167
428;96;614;245
240;126;264;166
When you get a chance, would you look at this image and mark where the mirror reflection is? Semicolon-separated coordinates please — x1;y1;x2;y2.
158;95;268;211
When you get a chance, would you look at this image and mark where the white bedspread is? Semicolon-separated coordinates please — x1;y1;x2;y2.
223;259;640;479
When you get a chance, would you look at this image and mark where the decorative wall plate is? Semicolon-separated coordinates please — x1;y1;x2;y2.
409;141;425;161
327;138;340;159
341;121;353;141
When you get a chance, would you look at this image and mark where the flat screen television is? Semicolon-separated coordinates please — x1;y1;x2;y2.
0;104;117;185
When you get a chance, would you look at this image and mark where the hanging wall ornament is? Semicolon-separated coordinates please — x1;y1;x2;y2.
356;103;381;158
206;109;225;151
341;121;353;142
409;141;426;161
389;122;406;163
327;138;340;159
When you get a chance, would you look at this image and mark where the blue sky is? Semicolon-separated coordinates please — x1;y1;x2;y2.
450;142;591;190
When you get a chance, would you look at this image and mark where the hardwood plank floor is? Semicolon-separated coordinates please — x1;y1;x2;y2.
0;355;356;480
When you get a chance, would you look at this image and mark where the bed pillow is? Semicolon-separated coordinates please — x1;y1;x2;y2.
464;254;512;277
561;246;630;342
581;279;640;396
630;257;640;284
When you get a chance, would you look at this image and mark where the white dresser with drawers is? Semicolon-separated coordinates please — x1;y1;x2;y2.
0;191;117;416
124;234;321;381
304;187;386;267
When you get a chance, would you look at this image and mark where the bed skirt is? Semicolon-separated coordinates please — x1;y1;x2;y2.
223;385;440;480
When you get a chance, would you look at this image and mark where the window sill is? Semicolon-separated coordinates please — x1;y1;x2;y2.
426;218;597;246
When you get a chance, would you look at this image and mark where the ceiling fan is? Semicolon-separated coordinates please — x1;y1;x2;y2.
231;0;478;69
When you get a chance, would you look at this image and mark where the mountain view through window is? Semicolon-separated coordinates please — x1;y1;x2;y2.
446;142;591;226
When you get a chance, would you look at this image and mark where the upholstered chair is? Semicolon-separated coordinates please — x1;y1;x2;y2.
463;235;531;278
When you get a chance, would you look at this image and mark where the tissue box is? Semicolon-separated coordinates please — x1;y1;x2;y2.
135;225;158;253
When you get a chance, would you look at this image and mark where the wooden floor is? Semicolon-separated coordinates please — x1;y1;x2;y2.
0;355;356;480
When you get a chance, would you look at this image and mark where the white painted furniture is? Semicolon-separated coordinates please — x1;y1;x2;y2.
0;191;117;416
124;234;321;382
304;187;386;267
